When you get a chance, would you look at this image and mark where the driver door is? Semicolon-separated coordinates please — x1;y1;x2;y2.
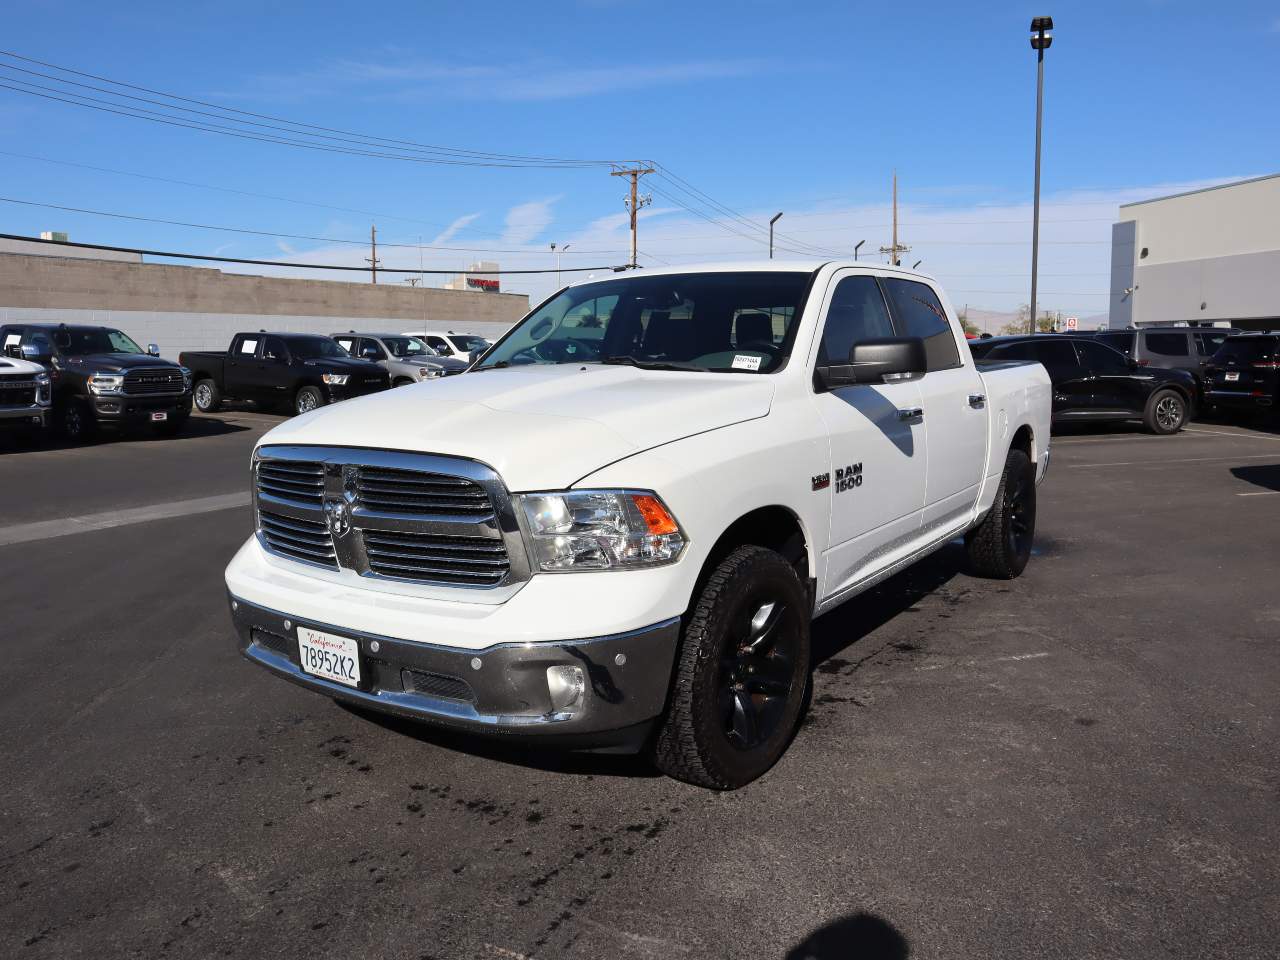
809;271;926;601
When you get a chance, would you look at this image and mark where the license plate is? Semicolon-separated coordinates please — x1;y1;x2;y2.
297;627;361;687
150;411;168;421
1225;372;1239;382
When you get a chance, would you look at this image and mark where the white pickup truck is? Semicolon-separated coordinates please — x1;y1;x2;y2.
226;261;1051;789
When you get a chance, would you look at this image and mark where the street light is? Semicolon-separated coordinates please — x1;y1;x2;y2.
912;260;923;270
854;239;865;261
1029;14;1053;333
769;212;783;259
550;242;570;288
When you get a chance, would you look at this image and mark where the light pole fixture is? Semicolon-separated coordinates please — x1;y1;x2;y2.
550;242;570;288
769;212;783;259
1029;14;1053;333
912;260;923;270
854;239;865;261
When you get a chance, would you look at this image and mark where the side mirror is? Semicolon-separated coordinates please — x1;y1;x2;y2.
147;343;160;357
4;343;21;360
817;337;927;390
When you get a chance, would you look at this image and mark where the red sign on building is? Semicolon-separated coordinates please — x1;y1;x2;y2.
466;277;500;292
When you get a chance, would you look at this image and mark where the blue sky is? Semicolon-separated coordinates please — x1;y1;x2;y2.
1;0;1277;317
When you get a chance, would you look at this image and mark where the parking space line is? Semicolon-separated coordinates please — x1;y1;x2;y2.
1067;453;1278;469
1185;427;1280;440
0;492;251;546
1237;490;1280;497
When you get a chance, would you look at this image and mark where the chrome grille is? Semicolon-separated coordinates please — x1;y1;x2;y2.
363;529;509;584
252;446;528;595
355;466;493;517
0;380;36;406
258;511;337;568
124;368;185;395
257;460;325;505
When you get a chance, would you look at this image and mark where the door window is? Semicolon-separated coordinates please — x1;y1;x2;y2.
21;329;53;356
881;278;960;370
263;337;288;361
1194;331;1229;356
237;337;260;356
425;336;451;353
817;275;895;365
333;336;357;354
1074;340;1130;374
358;338;386;361
1145;332;1190;357
1096;332;1134;354
983;340;1078;379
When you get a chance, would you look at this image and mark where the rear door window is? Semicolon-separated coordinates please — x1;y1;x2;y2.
881;278;960;371
333;336;357;354
1214;338;1277;365
1074;340;1130;375
1145;332;1190;357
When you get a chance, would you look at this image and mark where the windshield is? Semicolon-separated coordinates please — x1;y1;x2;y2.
448;335;490;353
477;271;812;373
286;336;349;360
55;327;144;356
383;336;435;358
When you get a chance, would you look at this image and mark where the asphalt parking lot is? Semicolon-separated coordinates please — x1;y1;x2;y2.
1;412;1278;959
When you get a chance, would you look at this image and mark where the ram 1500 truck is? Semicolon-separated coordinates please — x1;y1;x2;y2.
226;262;1051;789
181;332;390;416
0;322;191;441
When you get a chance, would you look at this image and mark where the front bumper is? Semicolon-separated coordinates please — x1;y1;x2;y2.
0;403;49;428
229;594;680;751
92;392;192;424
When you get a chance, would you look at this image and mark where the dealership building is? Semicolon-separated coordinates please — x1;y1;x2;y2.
1109;173;1280;330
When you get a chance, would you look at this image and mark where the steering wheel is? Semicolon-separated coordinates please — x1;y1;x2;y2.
512;338;599;364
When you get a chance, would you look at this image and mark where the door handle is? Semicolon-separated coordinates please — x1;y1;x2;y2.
968;393;986;408
897;407;924;422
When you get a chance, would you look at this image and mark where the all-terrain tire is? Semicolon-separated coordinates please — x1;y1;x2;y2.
294;386;325;415
965;447;1036;579
650;545;811;790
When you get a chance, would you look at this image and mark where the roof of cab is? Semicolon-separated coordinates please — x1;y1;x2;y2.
564;259;937;287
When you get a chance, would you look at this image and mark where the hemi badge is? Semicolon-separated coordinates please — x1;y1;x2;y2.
811;472;831;491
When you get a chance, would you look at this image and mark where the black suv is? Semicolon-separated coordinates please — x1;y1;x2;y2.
969;334;1198;434
1092;326;1237;402
1203;334;1279;419
0;322;191;441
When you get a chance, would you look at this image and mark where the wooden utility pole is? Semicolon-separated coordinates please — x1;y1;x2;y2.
879;171;911;266
610;167;654;268
365;225;381;284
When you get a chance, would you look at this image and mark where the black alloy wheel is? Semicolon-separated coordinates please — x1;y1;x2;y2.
719;597;801;750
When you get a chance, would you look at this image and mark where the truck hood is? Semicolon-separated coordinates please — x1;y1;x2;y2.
258;364;774;490
61;353;181;373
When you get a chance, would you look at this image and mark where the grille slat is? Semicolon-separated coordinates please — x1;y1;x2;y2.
259;511;336;568
124;369;185;395
254;452;512;587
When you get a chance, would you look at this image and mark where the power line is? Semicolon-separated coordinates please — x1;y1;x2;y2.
0;231;625;274
0;195;628;254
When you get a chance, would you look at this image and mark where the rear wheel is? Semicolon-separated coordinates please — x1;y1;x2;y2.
1145;389;1187;435
294;386;325;415
650;545;811;790
193;379;221;413
966;447;1035;579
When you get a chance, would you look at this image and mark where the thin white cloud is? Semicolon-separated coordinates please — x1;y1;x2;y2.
501;196;561;246
431;213;481;245
222;57;765;103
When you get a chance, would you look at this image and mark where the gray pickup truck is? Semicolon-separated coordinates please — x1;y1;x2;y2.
330;332;468;386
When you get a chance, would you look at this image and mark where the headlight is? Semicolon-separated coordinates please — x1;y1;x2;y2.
87;373;125;395
35;371;51;404
517;490;686;572
321;373;349;386
180;365;192;390
418;366;441;379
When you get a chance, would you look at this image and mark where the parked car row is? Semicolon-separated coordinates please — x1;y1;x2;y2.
1;323;493;445
968;329;1279;433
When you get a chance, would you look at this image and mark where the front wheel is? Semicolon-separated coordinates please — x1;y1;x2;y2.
650;545;811;790
1145;389;1187;435
966;447;1036;579
294;386;325;416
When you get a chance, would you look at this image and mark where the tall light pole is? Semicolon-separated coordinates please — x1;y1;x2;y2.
550;242;570;288
1029;15;1054;333
769;212;783;259
854;239;865;261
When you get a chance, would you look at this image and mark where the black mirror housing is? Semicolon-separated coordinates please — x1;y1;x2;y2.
817;337;927;389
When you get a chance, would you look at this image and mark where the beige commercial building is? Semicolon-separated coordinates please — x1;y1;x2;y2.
1109;174;1280;330
0;250;528;359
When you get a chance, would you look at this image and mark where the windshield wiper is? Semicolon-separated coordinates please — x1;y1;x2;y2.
601;355;707;372
472;360;511;372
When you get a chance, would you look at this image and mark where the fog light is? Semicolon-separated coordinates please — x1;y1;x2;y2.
546;665;585;713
